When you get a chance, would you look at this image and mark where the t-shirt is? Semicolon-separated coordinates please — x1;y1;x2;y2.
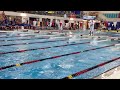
90;21;94;30
33;21;37;26
90;21;94;27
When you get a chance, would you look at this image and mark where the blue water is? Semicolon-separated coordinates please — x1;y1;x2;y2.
0;31;120;79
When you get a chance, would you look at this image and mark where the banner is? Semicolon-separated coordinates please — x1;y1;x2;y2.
48;11;54;13
83;15;96;20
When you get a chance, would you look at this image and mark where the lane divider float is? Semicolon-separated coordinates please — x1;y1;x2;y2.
0;39;67;47
0;37;50;42
0;34;35;38
0;41;90;55
62;57;120;79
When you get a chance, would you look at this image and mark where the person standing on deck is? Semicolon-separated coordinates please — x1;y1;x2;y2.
89;20;95;36
59;20;63;33
33;19;37;30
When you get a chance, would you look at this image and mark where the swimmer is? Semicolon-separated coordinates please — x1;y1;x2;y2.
48;32;52;35
17;34;20;36
34;31;39;33
67;41;69;44
60;33;66;36
79;35;83;38
66;38;70;44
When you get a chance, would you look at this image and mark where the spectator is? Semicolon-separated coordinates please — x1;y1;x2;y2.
118;13;120;18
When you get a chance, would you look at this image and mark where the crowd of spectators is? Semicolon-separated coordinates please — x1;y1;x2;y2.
0;11;83;30
13;11;83;18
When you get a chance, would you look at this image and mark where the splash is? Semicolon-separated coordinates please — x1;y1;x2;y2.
69;35;79;43
9;31;18;36
67;31;74;38
95;31;101;34
90;37;98;46
111;44;120;51
58;64;73;69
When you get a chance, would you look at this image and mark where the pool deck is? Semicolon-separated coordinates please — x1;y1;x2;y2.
1;29;120;34
94;65;120;79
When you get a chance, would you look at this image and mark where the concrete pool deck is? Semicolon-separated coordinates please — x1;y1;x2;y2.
94;65;120;79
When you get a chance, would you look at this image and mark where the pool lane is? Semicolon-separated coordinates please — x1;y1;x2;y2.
0;39;68;47
0;37;50;42
0;41;90;55
63;56;120;79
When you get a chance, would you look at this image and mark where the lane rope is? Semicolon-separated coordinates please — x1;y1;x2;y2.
0;34;35;38
0;39;67;47
62;57;120;79
92;64;120;79
0;37;50;42
0;43;116;71
0;41;90;55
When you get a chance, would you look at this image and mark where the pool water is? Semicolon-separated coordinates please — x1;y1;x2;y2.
0;31;120;79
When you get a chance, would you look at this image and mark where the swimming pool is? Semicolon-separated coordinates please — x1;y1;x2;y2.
0;30;120;79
